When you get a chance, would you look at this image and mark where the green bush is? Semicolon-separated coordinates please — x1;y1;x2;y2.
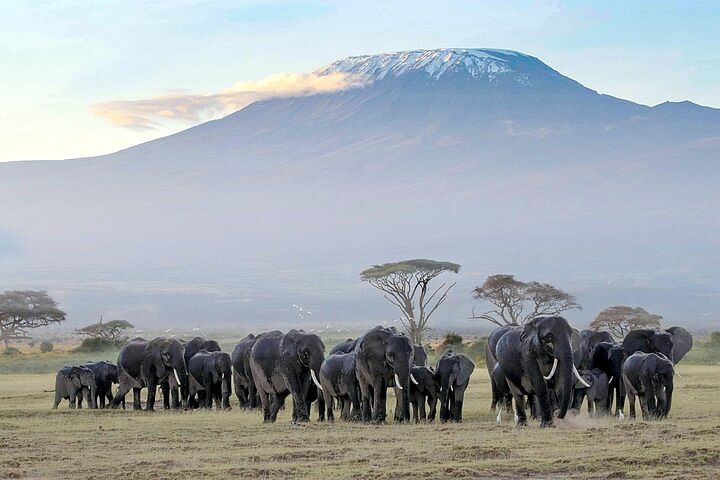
73;337;121;352
39;341;54;353
465;337;488;363
2;347;22;356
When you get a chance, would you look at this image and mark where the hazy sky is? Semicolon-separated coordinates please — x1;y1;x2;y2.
1;0;719;162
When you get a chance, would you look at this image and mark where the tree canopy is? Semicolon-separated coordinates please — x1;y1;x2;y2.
589;305;662;338
76;318;135;343
471;274;581;326
361;259;460;344
0;290;66;348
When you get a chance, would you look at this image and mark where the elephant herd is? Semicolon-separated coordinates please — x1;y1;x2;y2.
52;318;691;428
486;316;693;427
52;325;476;425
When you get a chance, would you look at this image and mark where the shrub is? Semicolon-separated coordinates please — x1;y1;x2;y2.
73;337;121;353
39;341;54;353
465;337;488;363
2;347;22;356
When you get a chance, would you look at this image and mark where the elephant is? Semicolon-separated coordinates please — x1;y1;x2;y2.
187;350;232;409
435;351;474;422
329;338;357;355
623;352;674;420
53;366;97;409
231;333;260;409
83;361;120;409
319;351;361;421
112;337;188;411
577;330;615;369
491;363;513;422
590;341;626;416
413;344;428;367
623;327;693;364
485;325;515;411
250;330;326;423
179;337;222;407
354;325;414;423
571;368;610;417
408;365;438;422
495;316;588;427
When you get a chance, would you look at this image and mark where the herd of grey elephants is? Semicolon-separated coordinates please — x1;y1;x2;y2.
52;318;693;427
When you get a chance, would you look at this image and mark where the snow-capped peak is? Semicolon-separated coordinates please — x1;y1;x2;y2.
315;48;532;82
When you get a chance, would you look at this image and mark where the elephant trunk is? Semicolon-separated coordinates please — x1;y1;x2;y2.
89;383;97;409
555;346;574;419
310;355;325;392
663;382;673;418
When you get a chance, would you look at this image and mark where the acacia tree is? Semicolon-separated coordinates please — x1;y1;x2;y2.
470;274;581;326
76;317;135;344
589;306;662;338
0;290;66;348
361;259;461;344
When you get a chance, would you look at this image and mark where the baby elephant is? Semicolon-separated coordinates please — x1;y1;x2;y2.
83;361;121;409
187;350;232;409
623;352;674;420
435;351;475;422
53;366;97;409
571;368;609;417
408;365;438;422
319;351;361;422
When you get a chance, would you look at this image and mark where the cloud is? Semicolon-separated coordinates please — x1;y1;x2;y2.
93;72;369;131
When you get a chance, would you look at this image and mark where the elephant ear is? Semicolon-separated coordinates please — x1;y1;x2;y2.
666;326;693;364
521;318;542;353
450;356;475;386
280;330;301;358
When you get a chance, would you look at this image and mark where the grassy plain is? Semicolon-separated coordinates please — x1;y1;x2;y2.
0;362;718;479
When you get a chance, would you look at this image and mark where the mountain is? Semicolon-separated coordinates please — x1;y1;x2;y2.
1;48;719;332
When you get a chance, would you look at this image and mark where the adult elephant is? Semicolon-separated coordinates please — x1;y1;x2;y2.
590;341;626;416
83;361;119;409
436;351;474;422
319;351;361;421
577;330;615;369
623;327;694;365
184;337;221;365
187;350;232;409
53;366;97;409
485;325;515;411
250;330;326;423
329;338;357;355
112;337;188;411
231;333;259;408
496;316;589;427
354;325;414;423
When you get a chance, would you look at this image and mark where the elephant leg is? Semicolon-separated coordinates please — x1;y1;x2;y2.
357;379;372;422
161;382;170;410
285;374;309;423
270;391;288;423
112;383;129;409
453;386;466;422
53;392;61;409
324;392;335;422
146;380;158;411
417;397;426;422
76;390;84;409
131;388;141;410
508;382;527;427
428;393;438;422
69;391;77;409
587;397;594;417
627;392;636;419
257;389;272;423
371;379;387;423
316;390;325;422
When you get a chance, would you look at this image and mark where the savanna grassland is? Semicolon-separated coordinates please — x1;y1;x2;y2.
1;360;719;480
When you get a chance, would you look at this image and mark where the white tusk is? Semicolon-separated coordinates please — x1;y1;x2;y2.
543;358;558;380
394;373;403;390
410;374;419;385
310;369;323;391
618;410;625;420
496;409;502;423
514;412;519;424
173;369;181;386
608;376;614;384
573;365;591;388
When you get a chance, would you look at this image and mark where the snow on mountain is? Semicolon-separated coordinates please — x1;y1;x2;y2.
315;48;570;87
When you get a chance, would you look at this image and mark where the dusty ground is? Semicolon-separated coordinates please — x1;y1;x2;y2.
0;365;718;479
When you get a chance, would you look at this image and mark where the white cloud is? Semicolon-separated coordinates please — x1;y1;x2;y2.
93;72;370;131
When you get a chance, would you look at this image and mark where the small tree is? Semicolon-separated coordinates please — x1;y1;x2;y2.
471;274;581;326
361;259;460;344
76;317;134;345
0;290;66;349
589;306;662;338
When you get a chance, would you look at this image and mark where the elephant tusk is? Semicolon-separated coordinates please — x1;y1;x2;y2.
543;358;558;380
394;373;403;390
310;369;323;392
173;369;181;387
618;410;625;420
572;365;591;388
450;384;454;392
608;376;614;384
410;373;419;385
496;408;503;423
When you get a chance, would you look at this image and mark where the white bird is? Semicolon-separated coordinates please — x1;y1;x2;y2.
164;328;172;333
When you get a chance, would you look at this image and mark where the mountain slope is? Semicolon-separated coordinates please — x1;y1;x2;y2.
1;48;719;330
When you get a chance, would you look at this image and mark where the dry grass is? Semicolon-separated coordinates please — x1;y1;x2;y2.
0;365;718;479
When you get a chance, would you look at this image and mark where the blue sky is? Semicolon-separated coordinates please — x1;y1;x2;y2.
1;0;719;161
